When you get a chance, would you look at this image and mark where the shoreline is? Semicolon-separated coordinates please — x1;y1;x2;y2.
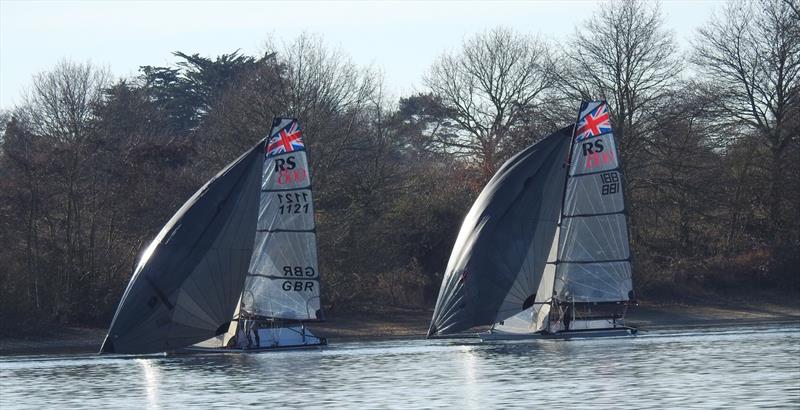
1;301;798;356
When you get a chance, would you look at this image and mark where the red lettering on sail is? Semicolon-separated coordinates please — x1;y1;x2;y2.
585;151;614;169
277;168;308;185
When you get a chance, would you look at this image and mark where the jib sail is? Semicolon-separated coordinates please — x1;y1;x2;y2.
241;118;323;321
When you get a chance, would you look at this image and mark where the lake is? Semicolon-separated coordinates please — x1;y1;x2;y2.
1;324;798;409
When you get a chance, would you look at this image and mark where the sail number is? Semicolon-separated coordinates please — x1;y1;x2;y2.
276;192;311;214
599;172;619;195
282;265;316;292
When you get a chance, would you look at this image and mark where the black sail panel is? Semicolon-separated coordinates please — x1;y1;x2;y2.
428;127;572;336
100;140;265;354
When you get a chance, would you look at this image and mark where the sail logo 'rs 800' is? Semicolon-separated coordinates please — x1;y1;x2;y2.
273;156;308;185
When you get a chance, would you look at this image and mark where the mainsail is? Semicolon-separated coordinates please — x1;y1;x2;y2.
241;118;323;321
427;126;572;336
554;101;632;303
100;140;265;354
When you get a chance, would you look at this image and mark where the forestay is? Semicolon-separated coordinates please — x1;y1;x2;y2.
242;118;323;321
554;101;633;302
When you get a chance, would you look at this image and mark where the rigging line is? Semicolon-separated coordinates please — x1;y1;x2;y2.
554;113;582;298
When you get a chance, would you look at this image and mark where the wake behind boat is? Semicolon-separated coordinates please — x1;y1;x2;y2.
429;101;637;341
100;118;326;355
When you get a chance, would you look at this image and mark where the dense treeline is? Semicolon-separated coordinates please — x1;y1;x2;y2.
1;0;797;333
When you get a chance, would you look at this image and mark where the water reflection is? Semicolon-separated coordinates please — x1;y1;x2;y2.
136;359;160;410
1;324;798;409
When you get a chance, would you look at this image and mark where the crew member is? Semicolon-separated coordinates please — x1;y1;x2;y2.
563;303;573;331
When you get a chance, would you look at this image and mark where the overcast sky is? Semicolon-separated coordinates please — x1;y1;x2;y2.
0;0;727;110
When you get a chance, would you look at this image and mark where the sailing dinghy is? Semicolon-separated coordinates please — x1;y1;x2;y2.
100;118;326;355
428;101;636;340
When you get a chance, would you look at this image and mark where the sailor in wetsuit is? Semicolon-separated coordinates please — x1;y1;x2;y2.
242;319;260;348
563;303;573;331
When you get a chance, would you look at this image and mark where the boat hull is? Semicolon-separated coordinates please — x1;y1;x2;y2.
479;326;637;341
174;339;327;354
175;324;327;354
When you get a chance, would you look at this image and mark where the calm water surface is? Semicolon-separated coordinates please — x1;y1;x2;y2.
1;324;798;409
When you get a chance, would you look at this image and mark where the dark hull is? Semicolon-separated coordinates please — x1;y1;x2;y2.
480;326;636;341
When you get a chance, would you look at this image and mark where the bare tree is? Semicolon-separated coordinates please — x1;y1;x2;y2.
424;27;555;179
21;60;110;143
15;60;110;317
782;0;799;18
692;0;800;246
559;0;682;175
271;33;380;188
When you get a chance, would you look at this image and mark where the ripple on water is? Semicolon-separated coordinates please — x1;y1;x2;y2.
1;324;799;409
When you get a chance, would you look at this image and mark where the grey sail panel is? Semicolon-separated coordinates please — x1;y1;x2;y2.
563;171;624;216
558;214;629;261
245;231;320;319
556;262;632;302
100;140;265;354
242;118;322;321
554;101;633;303
428;126;572;336
257;189;315;231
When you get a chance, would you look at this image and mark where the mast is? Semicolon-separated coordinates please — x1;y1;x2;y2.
548;103;584;303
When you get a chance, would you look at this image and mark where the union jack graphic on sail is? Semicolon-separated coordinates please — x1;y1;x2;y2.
267;120;304;156
575;104;612;142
